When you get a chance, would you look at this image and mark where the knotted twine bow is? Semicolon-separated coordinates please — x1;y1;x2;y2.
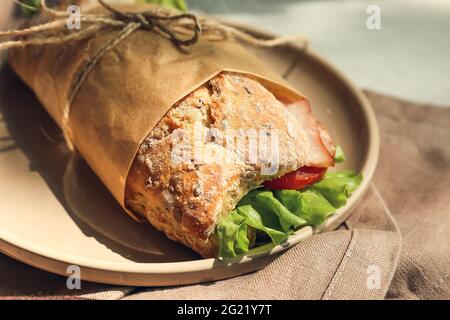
0;0;309;151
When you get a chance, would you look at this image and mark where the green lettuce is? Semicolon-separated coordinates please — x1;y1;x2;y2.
18;0;43;17
217;170;362;258
136;0;188;11
334;145;346;163
19;0;188;18
311;171;362;208
237;205;288;245
216;210;249;258
275;189;336;226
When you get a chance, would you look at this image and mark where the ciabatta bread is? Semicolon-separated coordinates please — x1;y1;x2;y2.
125;72;334;257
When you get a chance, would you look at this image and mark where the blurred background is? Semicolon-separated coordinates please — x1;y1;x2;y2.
185;0;450;106
1;0;449;105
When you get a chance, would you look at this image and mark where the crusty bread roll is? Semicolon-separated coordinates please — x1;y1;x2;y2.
125;72;334;257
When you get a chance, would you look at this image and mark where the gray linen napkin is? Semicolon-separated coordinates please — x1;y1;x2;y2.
0;90;448;300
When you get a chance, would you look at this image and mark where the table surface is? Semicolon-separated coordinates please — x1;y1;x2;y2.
188;0;450;106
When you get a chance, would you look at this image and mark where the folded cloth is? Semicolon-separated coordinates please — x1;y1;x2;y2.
0;90;448;300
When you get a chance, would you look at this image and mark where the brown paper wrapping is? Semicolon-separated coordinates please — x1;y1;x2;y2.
8;3;304;220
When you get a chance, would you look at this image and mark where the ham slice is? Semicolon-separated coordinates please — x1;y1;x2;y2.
285;98;335;168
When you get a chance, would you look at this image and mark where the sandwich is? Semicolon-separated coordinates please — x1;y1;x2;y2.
125;72;361;258
6;1;361;259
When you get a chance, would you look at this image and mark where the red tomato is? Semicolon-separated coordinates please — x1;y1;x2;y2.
263;166;327;190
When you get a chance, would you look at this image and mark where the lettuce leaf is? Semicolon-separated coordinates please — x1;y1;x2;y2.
19;0;188;18
137;0;188;11
217;170;362;258
237;205;288;245
275;189;336;226
217;210;249;258
334;145;346;163
18;0;43;17
311;171;362;208
237;189;284;231
253;191;308;231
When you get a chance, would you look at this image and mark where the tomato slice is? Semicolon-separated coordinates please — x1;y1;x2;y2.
263;166;327;190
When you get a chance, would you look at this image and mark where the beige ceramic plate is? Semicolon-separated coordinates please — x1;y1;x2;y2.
0;25;379;286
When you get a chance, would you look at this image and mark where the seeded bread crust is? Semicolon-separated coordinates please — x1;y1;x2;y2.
125;72;331;257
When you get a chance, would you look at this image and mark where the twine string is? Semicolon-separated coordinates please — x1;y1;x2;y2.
1;0;309;150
